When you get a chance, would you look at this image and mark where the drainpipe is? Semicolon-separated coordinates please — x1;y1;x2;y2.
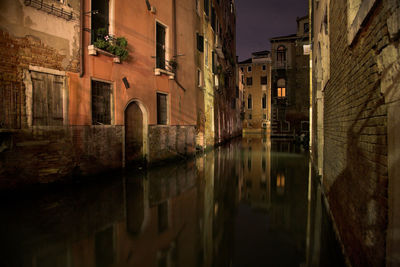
79;0;84;77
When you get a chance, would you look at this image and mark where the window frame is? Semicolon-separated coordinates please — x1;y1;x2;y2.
156;92;169;125
155;21;168;70
91;78;114;126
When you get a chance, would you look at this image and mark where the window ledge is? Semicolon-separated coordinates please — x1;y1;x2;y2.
154;68;175;79
88;45;121;63
348;0;378;46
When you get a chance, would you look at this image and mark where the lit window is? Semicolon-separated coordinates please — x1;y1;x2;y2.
278;88;286;98
277;78;286;98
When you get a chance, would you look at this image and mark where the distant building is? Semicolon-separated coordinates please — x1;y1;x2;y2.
270;16;310;136
238;51;272;134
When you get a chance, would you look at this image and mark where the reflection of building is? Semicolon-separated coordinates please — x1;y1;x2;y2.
270;16;310;136
240;136;272;210
238;51;272;134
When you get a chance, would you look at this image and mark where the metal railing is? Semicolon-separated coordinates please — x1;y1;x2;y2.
24;0;73;21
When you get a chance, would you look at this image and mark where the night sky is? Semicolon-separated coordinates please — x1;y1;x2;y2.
236;0;309;61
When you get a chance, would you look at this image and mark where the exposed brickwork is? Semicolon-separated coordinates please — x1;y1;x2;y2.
148;125;196;162
0;126;123;189
324;0;390;266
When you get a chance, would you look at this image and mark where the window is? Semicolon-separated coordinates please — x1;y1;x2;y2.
277;78;286;98
247;94;252;109
262;94;267;109
277;46;286;63
240;67;244;72
157;93;168;125
261;76;268;85
92;80;112;125
196;33;204;52
247;66;252;72
262;65;266;71
31;71;64;126
278;87;286;98
241;75;244;84
212;51;216;74
91;0;109;43
246;77;252;86
197;69;202;87
156;22;166;69
204;0;209;16
304;22;309;33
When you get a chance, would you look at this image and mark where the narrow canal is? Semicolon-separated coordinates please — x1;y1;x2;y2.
0;137;345;267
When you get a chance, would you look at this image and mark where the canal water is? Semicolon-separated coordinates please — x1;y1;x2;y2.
0;137;345;267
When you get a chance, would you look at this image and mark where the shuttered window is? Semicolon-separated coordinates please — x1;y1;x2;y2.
157;93;167;125
156;23;166;69
31;71;64;126
92;80;112;125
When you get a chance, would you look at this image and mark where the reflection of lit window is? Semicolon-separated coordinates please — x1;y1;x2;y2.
276;173;285;196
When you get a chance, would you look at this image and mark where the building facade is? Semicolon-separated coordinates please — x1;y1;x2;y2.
270;16;310;137
0;0;239;188
311;0;400;266
238;51;272;134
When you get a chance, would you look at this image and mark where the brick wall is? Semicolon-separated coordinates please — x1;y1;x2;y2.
148;125;196;162
324;0;389;265
0;126;123;189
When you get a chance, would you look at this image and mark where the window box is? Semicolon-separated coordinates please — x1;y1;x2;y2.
154;68;175;80
88;45;122;63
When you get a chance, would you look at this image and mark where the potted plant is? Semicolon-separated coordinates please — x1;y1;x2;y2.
92;28;129;62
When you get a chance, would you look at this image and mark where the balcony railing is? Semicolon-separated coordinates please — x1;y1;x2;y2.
24;0;73;21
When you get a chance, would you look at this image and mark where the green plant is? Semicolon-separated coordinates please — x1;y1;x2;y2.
93;28;129;62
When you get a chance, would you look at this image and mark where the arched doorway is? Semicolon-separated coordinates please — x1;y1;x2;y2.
125;101;147;165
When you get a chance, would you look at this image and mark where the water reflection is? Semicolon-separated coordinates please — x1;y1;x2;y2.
0;136;344;267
